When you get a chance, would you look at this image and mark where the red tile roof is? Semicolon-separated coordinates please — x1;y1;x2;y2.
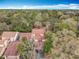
20;33;31;39
4;28;46;56
32;28;45;34
2;32;18;39
32;28;45;49
4;41;19;56
35;41;43;50
32;28;45;41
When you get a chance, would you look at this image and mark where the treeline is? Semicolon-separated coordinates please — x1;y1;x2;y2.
0;9;79;33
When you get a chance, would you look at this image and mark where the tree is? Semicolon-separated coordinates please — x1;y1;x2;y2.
76;24;79;37
51;29;79;59
0;22;10;31
45;17;59;31
43;31;53;54
34;21;42;28
17;37;33;59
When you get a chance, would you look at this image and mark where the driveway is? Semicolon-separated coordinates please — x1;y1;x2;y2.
35;49;44;59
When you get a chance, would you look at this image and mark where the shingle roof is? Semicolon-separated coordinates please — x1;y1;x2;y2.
4;41;19;56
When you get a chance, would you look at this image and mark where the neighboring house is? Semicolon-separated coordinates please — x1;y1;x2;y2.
4;41;19;59
0;32;19;47
0;32;19;56
0;32;18;56
2;32;19;42
2;28;45;59
20;28;45;59
20;28;45;42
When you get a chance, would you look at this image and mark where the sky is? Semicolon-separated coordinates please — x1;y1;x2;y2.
0;0;79;9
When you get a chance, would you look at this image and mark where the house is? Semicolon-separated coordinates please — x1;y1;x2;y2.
31;28;45;59
32;28;45;51
32;28;45;41
3;28;46;59
20;33;31;40
0;32;19;56
4;32;32;59
2;32;19;42
4;41;19;59
20;28;45;42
